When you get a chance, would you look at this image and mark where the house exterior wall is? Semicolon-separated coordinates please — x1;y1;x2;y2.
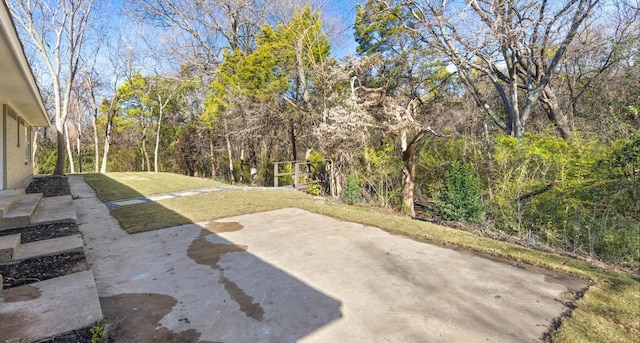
3;104;34;189
0;103;3;188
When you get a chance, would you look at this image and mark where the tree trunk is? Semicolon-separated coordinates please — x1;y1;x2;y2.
542;86;572;139
141;125;151;172
209;131;216;178
290;118;297;161
239;146;245;183
76;133;82;173
32;131;39;165
223;118;235;184
401;130;428;217
92;115;100;173
249;144;258;185
64;122;75;174
53;121;65;175
100;116;113;173
294;37;312;111
154;106;163;173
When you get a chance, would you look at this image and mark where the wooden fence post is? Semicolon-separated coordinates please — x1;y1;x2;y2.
274;162;279;187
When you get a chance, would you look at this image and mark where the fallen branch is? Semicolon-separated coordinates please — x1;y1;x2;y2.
517;180;560;202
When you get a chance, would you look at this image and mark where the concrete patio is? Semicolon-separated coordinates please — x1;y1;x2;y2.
70;175;586;343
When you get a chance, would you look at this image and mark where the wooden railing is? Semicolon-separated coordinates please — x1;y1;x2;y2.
273;161;310;190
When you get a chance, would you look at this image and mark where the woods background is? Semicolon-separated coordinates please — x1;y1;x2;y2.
8;0;639;268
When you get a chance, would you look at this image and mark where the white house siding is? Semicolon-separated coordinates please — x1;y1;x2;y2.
3;104;33;189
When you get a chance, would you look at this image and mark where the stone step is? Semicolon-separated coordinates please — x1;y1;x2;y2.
0;270;103;343
0;234;21;264
0;189;25;219
13;234;83;261
0;193;43;230
31;195;77;225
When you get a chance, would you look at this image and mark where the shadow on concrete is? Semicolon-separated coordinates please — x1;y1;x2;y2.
72;174;342;343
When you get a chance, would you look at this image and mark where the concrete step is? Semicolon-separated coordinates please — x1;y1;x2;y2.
0;270;103;343
0;234;21;264
0;189;25;219
31;195;77;225
0;193;43;231
13;234;83;261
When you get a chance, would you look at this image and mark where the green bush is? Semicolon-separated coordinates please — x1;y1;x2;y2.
434;161;484;222
358;139;402;207
488;132;639;267
305;178;322;196
342;175;363;205
90;320;108;343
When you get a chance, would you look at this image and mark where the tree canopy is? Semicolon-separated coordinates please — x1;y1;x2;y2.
11;0;639;269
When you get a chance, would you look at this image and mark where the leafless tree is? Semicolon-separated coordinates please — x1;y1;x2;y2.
560;0;640;134
100;34;133;173
126;0;266;61
377;0;601;139
9;0;98;174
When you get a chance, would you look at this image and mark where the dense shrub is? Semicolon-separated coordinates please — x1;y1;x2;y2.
342;175;363;205
433;161;484;222
358;139;402;207
488;132;639;267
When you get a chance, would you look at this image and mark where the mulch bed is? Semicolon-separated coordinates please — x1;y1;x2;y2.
1;175;78;242
34;326;94;343
0;252;88;289
2;176;101;342
26;175;71;198
0;222;79;243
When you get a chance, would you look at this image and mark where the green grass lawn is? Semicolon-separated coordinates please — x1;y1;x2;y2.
82;172;224;202
82;172;640;343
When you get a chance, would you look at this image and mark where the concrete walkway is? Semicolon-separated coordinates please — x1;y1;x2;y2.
70;175;586;343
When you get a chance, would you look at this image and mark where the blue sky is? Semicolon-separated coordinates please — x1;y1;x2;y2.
324;0;362;56
103;0;362;58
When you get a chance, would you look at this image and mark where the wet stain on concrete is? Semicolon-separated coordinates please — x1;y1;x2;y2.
187;231;247;267
221;275;264;321
2;284;42;302
100;293;216;343
187;230;265;321
205;221;244;233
